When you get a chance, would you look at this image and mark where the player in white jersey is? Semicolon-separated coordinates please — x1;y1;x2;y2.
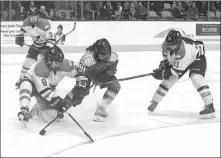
18;45;89;124
148;29;215;119
15;7;54;89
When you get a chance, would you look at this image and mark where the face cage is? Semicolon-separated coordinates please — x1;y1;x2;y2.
98;53;111;61
27;14;38;23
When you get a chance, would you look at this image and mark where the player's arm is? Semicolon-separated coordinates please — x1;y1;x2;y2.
34;76;67;112
161;41;168;59
15;20;28;47
60;59;79;78
163;49;191;80
101;52;119;76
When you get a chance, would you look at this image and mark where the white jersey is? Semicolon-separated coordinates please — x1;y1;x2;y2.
162;40;200;76
21;18;53;47
25;59;78;102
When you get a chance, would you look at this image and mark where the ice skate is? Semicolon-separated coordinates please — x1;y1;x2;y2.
93;104;108;122
18;107;30;128
15;78;22;89
148;100;158;112
200;103;216;119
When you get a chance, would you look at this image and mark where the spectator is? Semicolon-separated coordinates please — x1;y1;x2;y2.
99;2;108;20
150;2;154;11
14;1;26;20
106;1;116;20
48;8;54;19
154;1;164;17
1;11;8;21
136;2;147;20
172;2;184;19
51;10;63;21
182;1;190;12
39;5;49;19
129;2;136;20
9;9;16;20
216;0;221;11
210;2;217;16
84;2;93;20
122;1;130;20
115;2;123;20
187;2;199;20
95;1;104;20
196;1;207;16
29;1;35;8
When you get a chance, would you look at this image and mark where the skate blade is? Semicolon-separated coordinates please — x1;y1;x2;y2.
93;115;107;122
201;112;216;119
19;120;28;128
18;115;28;128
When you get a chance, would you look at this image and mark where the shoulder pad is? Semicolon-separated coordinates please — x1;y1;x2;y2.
37;18;51;31
22;18;32;27
80;52;96;67
162;41;169;51
175;42;186;60
60;59;75;72
110;51;118;62
34;60;50;78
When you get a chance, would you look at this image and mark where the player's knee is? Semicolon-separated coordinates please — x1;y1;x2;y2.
161;75;178;89
26;47;41;60
190;73;207;89
102;82;121;105
19;80;33;106
109;82;121;94
66;86;88;107
20;80;32;93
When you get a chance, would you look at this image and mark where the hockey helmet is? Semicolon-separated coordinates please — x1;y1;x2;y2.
27;7;39;16
166;29;182;45
96;38;111;61
57;25;63;31
45;45;64;64
165;29;182;50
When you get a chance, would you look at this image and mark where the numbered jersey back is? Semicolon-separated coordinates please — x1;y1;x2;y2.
195;40;205;56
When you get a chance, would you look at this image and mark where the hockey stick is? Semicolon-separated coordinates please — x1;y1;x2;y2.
67;113;94;142
99;60;170;85
39;107;71;135
100;72;154;86
39;115;58;135
54;21;76;45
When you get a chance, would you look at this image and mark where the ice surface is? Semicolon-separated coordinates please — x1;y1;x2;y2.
1;50;220;157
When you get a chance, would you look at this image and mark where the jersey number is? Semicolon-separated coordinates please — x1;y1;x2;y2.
174;60;179;68
41;79;47;86
196;44;205;56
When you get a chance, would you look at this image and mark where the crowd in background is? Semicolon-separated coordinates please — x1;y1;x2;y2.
1;1;221;21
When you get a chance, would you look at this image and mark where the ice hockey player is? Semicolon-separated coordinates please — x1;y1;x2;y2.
64;38;121;122
148;29;215;119
15;7;54;89
18;45;89;125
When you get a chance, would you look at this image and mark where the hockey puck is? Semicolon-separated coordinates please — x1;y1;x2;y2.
39;129;46;135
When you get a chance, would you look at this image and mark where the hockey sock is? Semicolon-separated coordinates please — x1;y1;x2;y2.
19;81;32;109
151;84;169;104
19;58;36;79
197;85;213;105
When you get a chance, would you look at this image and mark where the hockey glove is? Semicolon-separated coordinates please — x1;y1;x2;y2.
162;68;173;80
62;35;66;41
41;46;51;56
152;68;163;80
15;34;24;47
49;96;68;113
159;59;171;70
